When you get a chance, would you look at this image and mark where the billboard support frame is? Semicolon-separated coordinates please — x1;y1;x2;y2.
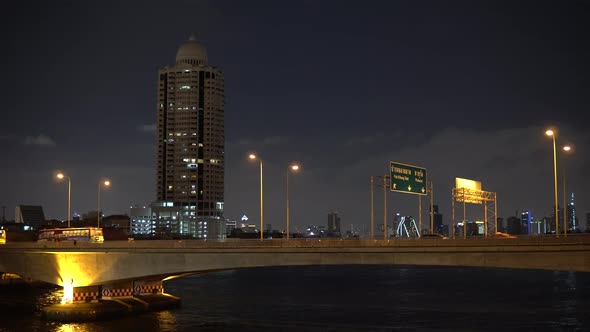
451;187;497;239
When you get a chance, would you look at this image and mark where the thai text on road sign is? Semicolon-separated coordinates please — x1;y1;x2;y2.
390;162;427;195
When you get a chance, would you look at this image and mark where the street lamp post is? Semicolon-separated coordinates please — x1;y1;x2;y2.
545;129;559;237
286;164;300;240
97;179;111;228
249;154;264;240
370;176;374;240
562;145;571;237
56;173;71;228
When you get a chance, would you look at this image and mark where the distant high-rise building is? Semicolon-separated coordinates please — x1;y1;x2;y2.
506;216;521;235
431;205;443;234
567;193;577;230
548;206;559;234
328;212;341;234
521;211;532;235
496;217;504;232
156;35;225;221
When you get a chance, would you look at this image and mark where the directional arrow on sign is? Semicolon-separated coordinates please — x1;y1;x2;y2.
389;162;427;196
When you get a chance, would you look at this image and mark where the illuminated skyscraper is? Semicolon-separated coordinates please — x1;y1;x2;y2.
567;193;577;230
521;211;531;235
156;35;225;223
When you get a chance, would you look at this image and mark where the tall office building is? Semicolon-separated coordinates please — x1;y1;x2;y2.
521;211;531;235
431;205;443;234
327;212;341;234
156;35;225;221
496;217;504;232
506;216;521;235
567;193;577;230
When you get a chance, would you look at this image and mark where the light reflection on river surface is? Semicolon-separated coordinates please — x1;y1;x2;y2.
0;265;588;331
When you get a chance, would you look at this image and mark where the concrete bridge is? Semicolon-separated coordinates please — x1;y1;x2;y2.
0;236;588;303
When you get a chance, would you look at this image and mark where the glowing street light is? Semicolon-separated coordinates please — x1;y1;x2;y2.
545;129;559;237
98;179;111;228
249;154;264;240
286;163;301;240
562;145;572;236
56;172;71;228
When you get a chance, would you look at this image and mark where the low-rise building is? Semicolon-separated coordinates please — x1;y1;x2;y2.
130;202;225;240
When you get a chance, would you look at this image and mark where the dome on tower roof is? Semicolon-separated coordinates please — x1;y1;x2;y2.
175;35;208;66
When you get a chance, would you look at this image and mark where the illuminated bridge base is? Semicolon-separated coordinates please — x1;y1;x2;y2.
43;292;180;322
40;278;180;322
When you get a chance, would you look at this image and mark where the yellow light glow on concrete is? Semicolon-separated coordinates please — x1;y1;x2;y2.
545;129;554;136
249;154;257;160
51;252;107;292
563;146;571;152
61;282;73;304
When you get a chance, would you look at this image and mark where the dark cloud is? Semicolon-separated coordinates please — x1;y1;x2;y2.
236;136;289;148
0;1;588;231
22;134;56;148
137;124;157;134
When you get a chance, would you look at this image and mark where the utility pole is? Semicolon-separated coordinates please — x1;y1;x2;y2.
429;181;434;234
383;176;387;239
370;176;374;240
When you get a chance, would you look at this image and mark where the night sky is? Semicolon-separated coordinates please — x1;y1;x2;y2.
1;1;589;232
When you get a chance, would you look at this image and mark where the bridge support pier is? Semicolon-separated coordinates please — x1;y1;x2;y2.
100;281;134;299
133;279;164;296
43;278;179;322
98;279;164;300
72;286;100;303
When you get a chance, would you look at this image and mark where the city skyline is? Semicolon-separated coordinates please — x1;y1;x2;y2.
1;1;588;231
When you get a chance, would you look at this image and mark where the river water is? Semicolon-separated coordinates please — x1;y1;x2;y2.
0;265;588;331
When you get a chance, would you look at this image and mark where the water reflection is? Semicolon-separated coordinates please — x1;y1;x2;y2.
0;266;588;331
55;323;90;332
156;310;178;331
35;286;62;311
553;271;580;328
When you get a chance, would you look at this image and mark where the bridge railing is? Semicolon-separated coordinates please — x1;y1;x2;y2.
1;234;588;251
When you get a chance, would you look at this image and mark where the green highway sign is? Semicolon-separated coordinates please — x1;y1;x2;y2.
390;162;427;195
